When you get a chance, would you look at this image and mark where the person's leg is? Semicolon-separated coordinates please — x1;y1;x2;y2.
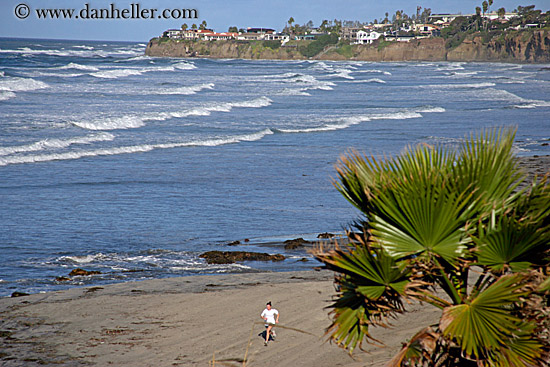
265;325;272;344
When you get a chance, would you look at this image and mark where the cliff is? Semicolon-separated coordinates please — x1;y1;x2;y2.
145;30;550;63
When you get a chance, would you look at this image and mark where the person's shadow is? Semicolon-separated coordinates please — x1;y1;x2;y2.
258;330;275;341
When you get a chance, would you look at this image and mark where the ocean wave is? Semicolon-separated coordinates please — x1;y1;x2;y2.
56;62;99;71
0;47;142;58
479;88;550;108
351;78;386;84
0;129;274;166
173;61;197;70
418;82;496;89
0;91;16;101
72;96;273;130
264;72;335;91
90;65;177;79
0;133;115;156
72;45;94;50
415;106;446;113
436;63;465;71
0;76;49;92
72;115;150;130
276;88;311;96
154;83;214;95
277;111;422;134
355;69;392;75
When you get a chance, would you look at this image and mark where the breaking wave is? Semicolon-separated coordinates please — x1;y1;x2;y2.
0;76;49;92
72;97;273;130
0;129;274;166
154;83;214;95
277;111;423;134
0;133;115;156
56;62;99;71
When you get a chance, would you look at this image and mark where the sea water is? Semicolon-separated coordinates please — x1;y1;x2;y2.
1;38;549;296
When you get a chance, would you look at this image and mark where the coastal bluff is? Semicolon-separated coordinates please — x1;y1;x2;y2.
145;30;550;63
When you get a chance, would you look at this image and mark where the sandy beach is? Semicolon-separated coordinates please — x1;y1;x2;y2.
0;270;444;367
1;155;548;367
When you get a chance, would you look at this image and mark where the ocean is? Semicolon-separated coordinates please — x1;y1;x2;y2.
1;38;549;297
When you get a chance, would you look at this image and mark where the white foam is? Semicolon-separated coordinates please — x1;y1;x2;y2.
436;63;465;71
155;83;214;95
73;97;273;130
173;62;197;70
0;133;115;156
90;68;145;79
415;106;446;113
0;91;16;101
359;78;386;84
277;88;311;96
0;47;142;58
278;111;422;134
0;77;49;92
58;253;106;264
421;82;496;89
91;65;176;79
0;129;274;166
480;88;550;108
57;62;99;71
72;115;148;130
264;72;335;91
355;69;392;75
72;45;94;50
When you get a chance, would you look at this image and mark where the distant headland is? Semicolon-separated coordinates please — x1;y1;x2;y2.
146;5;550;63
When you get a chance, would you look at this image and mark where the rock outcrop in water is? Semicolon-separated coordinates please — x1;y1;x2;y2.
199;251;285;264
145;30;550;63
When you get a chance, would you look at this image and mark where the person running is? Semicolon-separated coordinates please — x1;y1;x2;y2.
260;301;279;346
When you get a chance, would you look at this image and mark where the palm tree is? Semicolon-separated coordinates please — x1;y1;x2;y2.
314;128;550;366
287;17;295;34
498;7;506;19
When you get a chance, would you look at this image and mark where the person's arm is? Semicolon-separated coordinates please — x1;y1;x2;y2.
261;310;267;321
275;311;279;323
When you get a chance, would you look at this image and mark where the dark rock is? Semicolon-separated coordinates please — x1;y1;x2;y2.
317;232;335;239
56;276;71;282
11;292;29;297
69;268;101;276
226;240;241;246
283;238;311;250
199;251;285;264
298;258;309;262
542;143;549;146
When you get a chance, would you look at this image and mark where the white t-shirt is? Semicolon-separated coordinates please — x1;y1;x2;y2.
261;308;279;325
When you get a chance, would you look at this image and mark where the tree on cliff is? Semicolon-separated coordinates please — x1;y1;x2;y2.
228;26;238;33
314;127;550;366
199;20;208;30
191;23;197;30
287;17;295;34
181;23;188;31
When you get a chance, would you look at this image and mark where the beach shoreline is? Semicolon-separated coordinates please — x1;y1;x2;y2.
1;155;548;366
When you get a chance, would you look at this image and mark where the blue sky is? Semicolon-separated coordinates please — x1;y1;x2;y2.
0;0;548;42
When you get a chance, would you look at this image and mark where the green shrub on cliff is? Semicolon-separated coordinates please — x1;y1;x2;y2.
262;40;281;50
299;33;339;58
336;44;353;58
